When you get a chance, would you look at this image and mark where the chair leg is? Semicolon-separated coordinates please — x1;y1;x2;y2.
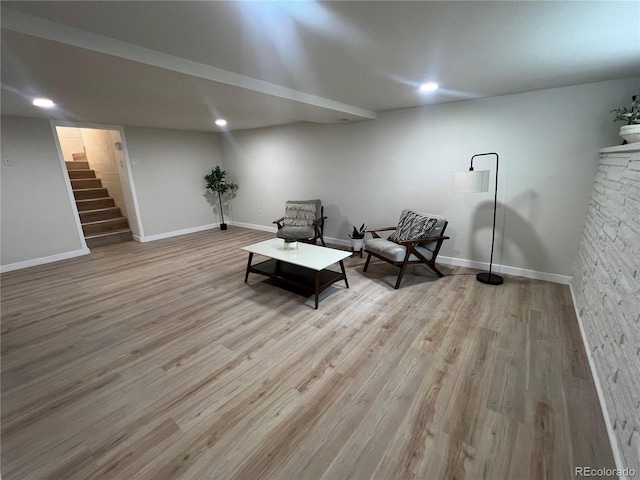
424;260;444;277
363;253;372;272
431;263;444;277
395;259;410;289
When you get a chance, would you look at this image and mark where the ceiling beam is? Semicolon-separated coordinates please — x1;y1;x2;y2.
1;7;377;121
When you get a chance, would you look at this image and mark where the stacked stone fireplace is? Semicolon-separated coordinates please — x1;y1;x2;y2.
571;143;640;473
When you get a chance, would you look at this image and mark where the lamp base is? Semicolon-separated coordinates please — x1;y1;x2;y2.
476;272;504;285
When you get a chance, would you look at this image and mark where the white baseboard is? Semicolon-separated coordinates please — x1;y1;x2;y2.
137;223;219;242
569;284;626;479
1;248;90;273
229;221;277;234
438;255;572;284
324;236;351;248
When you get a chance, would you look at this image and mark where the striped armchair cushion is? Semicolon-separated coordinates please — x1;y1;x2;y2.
387;210;437;243
283;201;318;227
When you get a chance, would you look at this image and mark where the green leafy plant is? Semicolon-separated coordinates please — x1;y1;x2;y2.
349;224;366;239
611;95;640;125
204;166;238;226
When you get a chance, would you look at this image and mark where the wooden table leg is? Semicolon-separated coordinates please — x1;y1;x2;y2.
315;271;320;309
244;252;253;283
340;260;349;288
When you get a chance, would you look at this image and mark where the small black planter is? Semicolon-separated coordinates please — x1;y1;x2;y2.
220;223;228;231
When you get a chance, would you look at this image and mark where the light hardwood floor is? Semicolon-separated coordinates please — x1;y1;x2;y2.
1;227;615;479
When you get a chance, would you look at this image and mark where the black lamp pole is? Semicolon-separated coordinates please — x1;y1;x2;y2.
469;152;503;285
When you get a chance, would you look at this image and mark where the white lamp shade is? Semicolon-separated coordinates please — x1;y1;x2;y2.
453;170;490;193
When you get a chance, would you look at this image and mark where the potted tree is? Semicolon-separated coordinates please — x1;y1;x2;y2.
611;95;640;144
204;166;238;230
349;224;366;256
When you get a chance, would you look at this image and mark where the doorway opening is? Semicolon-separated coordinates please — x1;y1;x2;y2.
54;125;142;248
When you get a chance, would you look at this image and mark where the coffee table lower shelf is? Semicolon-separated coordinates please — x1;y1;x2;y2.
244;256;349;309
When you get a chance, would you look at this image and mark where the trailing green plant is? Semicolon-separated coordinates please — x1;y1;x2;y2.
204;166;238;225
349;223;366;239
611;95;640;125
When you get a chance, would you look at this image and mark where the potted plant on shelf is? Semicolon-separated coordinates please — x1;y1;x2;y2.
349;223;366;255
204;166;238;230
611;95;640;144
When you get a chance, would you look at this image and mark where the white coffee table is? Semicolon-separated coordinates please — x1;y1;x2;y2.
242;238;351;309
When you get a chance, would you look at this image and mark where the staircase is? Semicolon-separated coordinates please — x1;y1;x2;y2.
66;158;133;248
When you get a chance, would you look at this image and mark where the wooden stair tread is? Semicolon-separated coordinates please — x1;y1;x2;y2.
84;228;132;239
81;217;128;226
68;169;96;179
80;207;121;214
65;161;90;170
75;198;116;211
73;188;109;200
76;198;113;203
71;179;101;184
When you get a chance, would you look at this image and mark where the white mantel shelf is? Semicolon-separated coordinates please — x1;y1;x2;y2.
600;141;640;153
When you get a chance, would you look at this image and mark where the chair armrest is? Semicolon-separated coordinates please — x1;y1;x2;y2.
273;217;285;230
365;226;396;239
313;216;327;226
398;235;450;245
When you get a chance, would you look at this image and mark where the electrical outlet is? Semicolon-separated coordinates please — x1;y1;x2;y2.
257;206;262;215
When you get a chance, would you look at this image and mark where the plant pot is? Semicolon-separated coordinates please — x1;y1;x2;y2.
284;239;298;250
619;124;640;144
351;238;364;252
220;223;228;230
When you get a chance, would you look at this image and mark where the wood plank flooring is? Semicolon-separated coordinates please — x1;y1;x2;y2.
1;227;615;479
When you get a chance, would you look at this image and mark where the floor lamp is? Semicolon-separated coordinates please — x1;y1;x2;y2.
453;152;504;285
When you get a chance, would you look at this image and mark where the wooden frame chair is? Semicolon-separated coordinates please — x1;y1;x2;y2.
363;212;449;289
274;199;327;246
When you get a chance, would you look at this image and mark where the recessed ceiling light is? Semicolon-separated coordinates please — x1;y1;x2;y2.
33;97;55;108
419;82;439;92
215;119;227;127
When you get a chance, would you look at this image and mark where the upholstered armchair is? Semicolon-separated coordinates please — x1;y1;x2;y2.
363;210;449;289
274;199;327;246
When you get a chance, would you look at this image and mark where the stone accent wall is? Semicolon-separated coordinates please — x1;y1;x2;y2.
571;143;640;473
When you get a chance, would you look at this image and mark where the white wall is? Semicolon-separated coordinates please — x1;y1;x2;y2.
123;127;224;239
223;77;640;278
1;117;85;268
